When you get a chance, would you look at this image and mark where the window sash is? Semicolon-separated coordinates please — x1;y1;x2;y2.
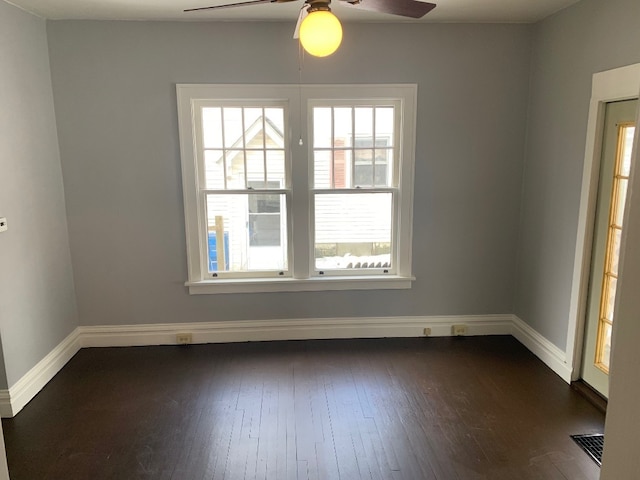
308;99;402;191
193;99;291;279
201;191;291;279
194;100;289;192
310;189;399;276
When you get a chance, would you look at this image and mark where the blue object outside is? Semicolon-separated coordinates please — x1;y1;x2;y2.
208;232;230;272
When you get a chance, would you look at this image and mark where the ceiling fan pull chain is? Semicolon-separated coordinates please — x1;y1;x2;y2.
298;41;305;146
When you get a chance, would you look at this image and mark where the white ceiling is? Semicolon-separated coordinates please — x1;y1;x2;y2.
8;0;580;23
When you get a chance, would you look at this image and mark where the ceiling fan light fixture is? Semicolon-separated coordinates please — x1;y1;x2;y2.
299;9;343;57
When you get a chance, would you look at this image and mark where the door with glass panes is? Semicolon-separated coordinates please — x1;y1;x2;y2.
581;99;637;397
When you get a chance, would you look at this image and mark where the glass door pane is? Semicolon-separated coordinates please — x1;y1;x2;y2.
595;124;635;372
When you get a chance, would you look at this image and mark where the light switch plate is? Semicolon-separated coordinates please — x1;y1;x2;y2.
0;217;7;233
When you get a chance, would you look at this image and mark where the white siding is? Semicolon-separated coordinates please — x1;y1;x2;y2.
315;193;392;244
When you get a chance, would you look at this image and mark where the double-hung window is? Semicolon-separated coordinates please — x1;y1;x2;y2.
177;84;416;294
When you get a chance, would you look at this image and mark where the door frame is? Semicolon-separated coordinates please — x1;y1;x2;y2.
566;63;640;382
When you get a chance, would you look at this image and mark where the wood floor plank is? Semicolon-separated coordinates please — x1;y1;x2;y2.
2;337;604;480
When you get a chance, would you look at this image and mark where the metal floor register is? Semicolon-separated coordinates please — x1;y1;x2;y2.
571;433;605;466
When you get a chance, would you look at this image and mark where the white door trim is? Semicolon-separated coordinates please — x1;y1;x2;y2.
566;63;640;381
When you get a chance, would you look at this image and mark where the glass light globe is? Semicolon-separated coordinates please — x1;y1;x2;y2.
299;10;343;57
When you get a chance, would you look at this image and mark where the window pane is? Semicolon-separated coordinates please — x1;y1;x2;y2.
202;107;223;148
313;107;332;148
608;227;622;276
314;193;392;270
334;107;353;147
249;192;280;214
375;148;391;187
265;108;285;145
603;274;617;321
621;126;635;177
266;150;285;186
244;108;262;141
206;194;287;272
314;150;331;188
204;150;225;189
599;322;613;370
246;150;265;187
354;165;373;188
609;231;621;277
354;149;373;164
613;179;628;226
375;107;394;147
249;214;281;246
333;150;350;188
354;107;374;147
223;108;243;148
354;149;373;187
226;150;246;189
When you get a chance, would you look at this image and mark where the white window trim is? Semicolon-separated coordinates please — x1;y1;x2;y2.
176;84;417;294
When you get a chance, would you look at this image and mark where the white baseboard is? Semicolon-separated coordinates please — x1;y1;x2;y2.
0;314;573;418
78;314;513;348
0;392;11;419
511;315;573;383
0;329;81;418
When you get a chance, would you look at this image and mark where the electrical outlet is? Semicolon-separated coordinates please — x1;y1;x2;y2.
176;333;192;345
0;217;7;233
452;325;468;336
423;327;432;336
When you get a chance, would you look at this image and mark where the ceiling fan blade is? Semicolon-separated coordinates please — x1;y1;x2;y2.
343;0;436;19
184;0;297;13
293;6;309;39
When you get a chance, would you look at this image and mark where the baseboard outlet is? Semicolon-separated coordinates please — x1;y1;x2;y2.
0;329;81;418
511;315;573;383
0;314;573;418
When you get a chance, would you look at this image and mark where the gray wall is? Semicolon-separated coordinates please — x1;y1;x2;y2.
0;2;78;387
514;0;640;348
516;0;640;473
47;21;531;326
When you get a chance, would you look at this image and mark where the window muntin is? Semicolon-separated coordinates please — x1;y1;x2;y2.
202;106;286;190
177;84;416;293
312;105;395;189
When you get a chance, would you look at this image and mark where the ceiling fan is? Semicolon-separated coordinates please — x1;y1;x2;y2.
184;0;437;57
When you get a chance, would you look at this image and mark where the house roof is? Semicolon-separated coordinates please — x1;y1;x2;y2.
212;115;285;166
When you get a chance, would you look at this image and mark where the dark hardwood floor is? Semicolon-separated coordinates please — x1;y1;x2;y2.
2;336;604;479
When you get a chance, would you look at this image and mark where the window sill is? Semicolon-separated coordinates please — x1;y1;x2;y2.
185;275;415;295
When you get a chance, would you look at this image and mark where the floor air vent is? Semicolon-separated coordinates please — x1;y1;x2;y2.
571;433;604;466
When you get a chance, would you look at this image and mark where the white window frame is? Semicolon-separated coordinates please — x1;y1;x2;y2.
177;84;417;294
